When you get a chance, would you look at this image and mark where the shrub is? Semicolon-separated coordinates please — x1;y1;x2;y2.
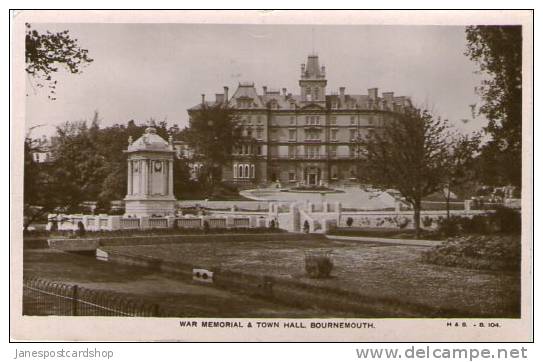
303;220;310;233
395;216;410;229
304;251;333;278
437;216;462;236
490;206;521;234
202;220;210;233
76;221;86;237
422;216;433;228
346;217;353;227
459;215;489;234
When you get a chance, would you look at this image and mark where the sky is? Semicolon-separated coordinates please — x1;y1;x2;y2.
25;23;486;138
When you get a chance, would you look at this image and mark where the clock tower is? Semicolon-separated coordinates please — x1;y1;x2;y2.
299;54;327;104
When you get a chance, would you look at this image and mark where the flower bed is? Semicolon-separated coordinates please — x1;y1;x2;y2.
421;234;521;271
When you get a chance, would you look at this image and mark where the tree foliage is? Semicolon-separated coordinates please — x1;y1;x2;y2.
465;25;522;186
23;136;63;229
184;104;242;185
359;110;453;237
23;116;191;222
25;24;93;100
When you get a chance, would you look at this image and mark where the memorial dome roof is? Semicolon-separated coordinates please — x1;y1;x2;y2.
126;127;173;152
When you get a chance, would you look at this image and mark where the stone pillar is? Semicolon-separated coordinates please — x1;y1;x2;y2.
108;216;121;231
127;160;133;195
163;160;168;196
250;215;257;228
166;215;176;228
395;200;402;212
140;216;150;230
464;199;472;211
94;217;102;231
226;215;234;228
169;160;174;197
140;160;148;195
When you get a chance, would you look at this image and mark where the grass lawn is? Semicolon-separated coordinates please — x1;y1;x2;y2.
22;248;329;317
100;238;520;317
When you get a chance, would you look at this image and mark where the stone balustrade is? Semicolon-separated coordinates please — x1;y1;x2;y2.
45;197;509;234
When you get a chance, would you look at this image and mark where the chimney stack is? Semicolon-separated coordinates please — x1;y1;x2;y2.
223;86;229;103
282;88;287;96
383;92;394;104
339;87;346;103
368;88;378;101
201;94;205;105
263;86;268;95
301;63;305;76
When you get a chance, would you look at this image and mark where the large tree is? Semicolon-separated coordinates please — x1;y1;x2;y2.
359;110;453;237
184;104;242;186
25;24;93;100
23;117;192;225
443;132;481;219
23;135;64;230
465;25;522;187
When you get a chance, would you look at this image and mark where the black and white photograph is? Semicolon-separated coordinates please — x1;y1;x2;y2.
10;10;533;342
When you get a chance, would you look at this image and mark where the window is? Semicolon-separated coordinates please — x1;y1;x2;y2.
290;116;295;125
331;165;338;179
288;145;296;158
257;145;262;155
251;165;255;179
305;116;309;125
316;116;320;125
289;171;296;181
256;129;263;140
350;129;357;141
257;115;262;124
350;116;356;125
313;87;319;100
247;128;253;138
349;146;356;158
368;115;374;125
289;129;296;141
306;145;320;159
330;117;336;125
331;129;338;141
329;145;337;158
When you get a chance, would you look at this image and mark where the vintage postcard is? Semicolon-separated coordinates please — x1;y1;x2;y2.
10;10;533;342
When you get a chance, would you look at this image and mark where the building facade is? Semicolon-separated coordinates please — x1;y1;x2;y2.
188;55;413;187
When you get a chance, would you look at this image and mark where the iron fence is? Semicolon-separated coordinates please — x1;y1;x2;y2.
22;276;160;317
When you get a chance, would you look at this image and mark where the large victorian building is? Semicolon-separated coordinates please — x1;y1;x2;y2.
187;54;413;187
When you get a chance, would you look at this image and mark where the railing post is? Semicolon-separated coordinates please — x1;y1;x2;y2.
72;285;79;316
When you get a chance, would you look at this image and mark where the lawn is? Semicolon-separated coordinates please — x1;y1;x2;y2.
100;238;520;317
22;248;328;318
